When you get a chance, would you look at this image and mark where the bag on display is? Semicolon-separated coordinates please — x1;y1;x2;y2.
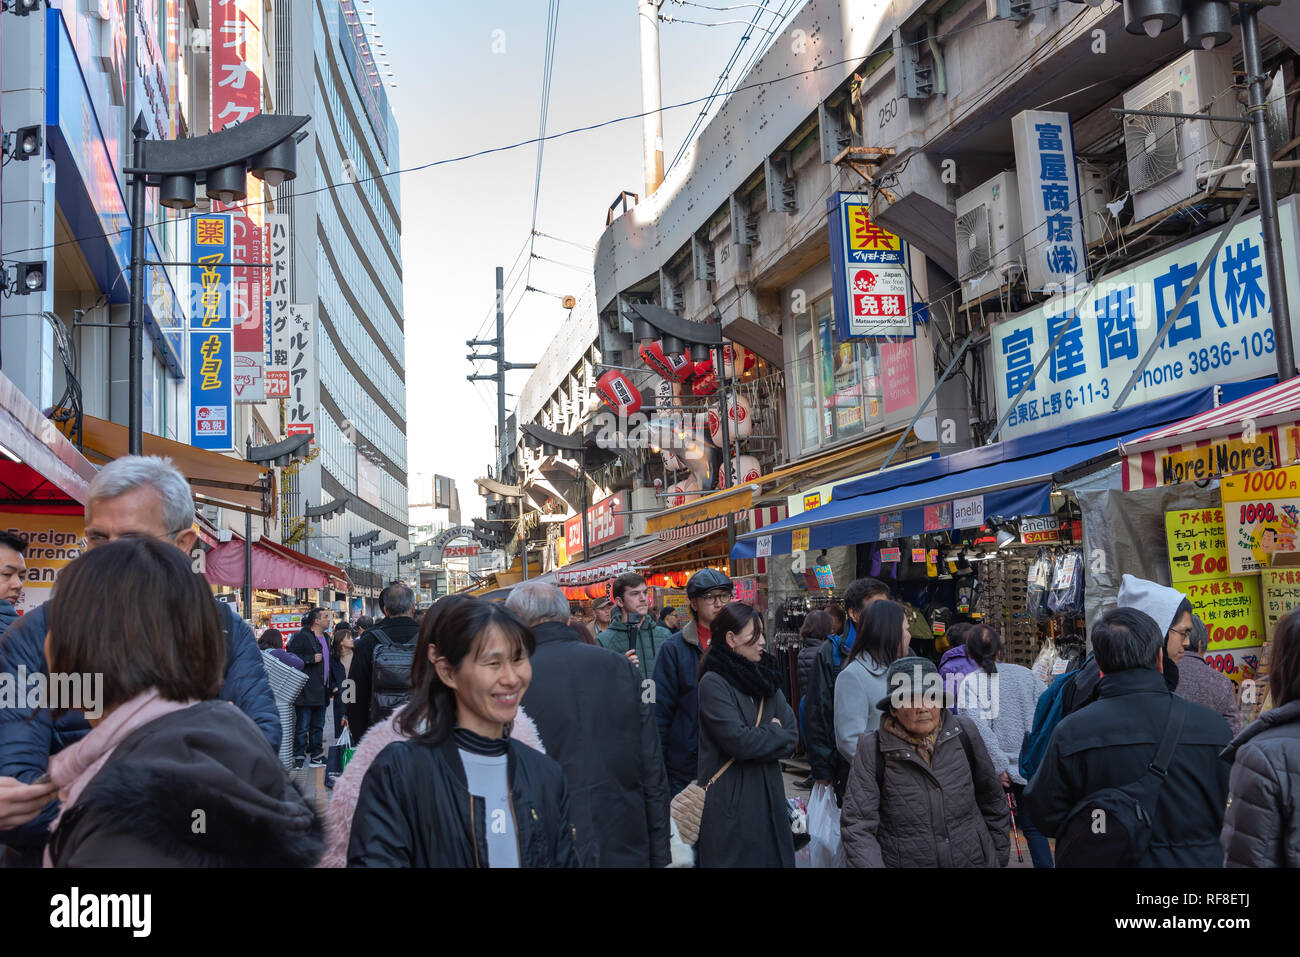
1026;548;1054;622
1047;548;1085;618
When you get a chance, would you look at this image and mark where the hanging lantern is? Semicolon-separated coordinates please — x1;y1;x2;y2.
640;341;690;382
693;356;714;379
596;369;642;415
693;373;719;396
586;583;607;600
731;454;762;485
707;394;753;442
662;447;684;471
655;377;676;411
721;343;750;379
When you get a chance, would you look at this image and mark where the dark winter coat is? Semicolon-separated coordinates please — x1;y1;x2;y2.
796;639;822;710
653;620;706;793
841;710;1010;868
804;625;855;790
1023;667;1231;867
0;599;16;639
696;671;798;868
346;615;420;742
346;734;579;867
597;615;672;682
520;620;670;868
48;701;322;867
0;600;281;863
287;628;328;707
1220;699;1300;868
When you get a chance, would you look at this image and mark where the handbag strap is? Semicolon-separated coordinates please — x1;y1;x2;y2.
705;697;764;790
1148;696;1186;779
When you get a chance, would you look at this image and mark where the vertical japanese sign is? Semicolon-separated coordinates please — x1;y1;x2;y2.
190;214;234;451
1012;110;1088;292
211;0;262;133
827;192;915;339
285;304;317;441
264;214;291;398
232;216;264;402
992;195;1300;440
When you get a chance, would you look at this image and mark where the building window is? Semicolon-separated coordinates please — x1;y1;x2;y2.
790;294;886;456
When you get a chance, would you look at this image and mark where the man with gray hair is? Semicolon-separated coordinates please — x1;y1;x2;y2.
0;455;280;866
507;581;670;867
346;580;419;742
1175;615;1242;735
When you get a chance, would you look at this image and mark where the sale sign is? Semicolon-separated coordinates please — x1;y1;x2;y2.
1165;509;1231;583
1020;515;1060;545
1222;468;1300;574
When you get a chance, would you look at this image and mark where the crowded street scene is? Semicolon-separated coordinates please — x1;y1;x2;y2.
0;0;1297;937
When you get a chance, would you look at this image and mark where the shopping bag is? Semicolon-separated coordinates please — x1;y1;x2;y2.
807;782;845;868
326;727;353;782
666;818;696;868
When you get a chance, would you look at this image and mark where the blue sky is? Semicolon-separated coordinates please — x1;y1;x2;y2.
378;0;805;517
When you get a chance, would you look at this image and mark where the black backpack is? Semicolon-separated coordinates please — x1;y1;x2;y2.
1052;697;1186;868
369;625;417;725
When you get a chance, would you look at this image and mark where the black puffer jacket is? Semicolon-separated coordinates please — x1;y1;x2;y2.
841;710;1009;868
49;701;322;867
520;620;670;868
347;734;579;867
287;628;327;707
1220;699;1300;868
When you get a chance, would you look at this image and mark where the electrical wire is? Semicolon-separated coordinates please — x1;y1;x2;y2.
524;0;563;293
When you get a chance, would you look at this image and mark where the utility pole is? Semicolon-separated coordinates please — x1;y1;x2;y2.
637;0;664;196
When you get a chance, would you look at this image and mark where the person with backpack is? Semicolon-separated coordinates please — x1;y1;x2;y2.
1220;606;1300;867
841;656;1009;867
956;625;1052;867
834;599;910;763
0;455;280;867
1022;607;1231;867
803;578;890;798
288;608;333;768
346;582;420;743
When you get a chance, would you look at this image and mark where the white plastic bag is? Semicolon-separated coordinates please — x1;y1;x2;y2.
667;817;696;868
807;782;845;868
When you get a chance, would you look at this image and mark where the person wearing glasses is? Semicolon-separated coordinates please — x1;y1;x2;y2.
0;455;280;867
652;569;734;796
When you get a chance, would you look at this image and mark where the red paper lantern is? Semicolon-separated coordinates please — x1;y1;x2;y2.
693;357;713;379
640;341;691;382
693;373;719;396
596;370;642;415
586;583;608;600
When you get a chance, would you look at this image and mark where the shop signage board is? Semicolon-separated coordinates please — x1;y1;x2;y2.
953;496;984;529
1160;436;1275;486
564;495;626;557
827;192;916;339
1165;509;1230;582
264;214;291;397
755;535;772;558
803;493;821;511
1222;467;1300;574
1262;568;1300;634
0;514;85;614
285;304;317;441
880;547;901;563
1011;109;1089;292
879;511;903;539
733;577;758;604
814;565;835;589
924;502;952;532
791;528;810;551
992;195;1300;440
1182;576;1265;658
1019;515;1060;545
189;213;235;451
911;548;927;563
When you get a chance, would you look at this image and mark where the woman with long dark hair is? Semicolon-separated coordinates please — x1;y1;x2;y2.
346;598;575;867
328;624;356;740
1221;607;1300;866
833;599;910;762
695;602;798;868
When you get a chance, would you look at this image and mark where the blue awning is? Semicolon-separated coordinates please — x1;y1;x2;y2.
732;377;1277;561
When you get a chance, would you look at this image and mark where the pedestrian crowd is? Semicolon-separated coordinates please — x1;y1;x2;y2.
0;454;1297;867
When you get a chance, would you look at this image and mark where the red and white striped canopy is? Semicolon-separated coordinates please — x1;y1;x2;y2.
1123;377;1300;454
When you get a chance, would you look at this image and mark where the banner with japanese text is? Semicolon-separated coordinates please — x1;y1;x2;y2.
827;192;915;339
1011;109;1088;292
1222;467;1300;575
285;304;317;441
189;213;234;451
264;214;291;397
992;195;1300;440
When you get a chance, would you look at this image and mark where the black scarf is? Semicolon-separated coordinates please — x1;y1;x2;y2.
453;726;509;756
702;639;782;700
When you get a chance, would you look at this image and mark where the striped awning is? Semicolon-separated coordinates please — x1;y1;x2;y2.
1123;377;1300;452
556;517;727;586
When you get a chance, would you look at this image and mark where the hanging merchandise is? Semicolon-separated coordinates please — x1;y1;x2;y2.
1025;548;1054;622
1031;637;1061;684
956;575;977;616
1047;548;1085;618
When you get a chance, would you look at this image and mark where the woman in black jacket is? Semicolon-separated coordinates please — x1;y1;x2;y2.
697;602;799;868
287;608;331;768
1221;608;1300;867
328;624;355;740
45;538;322;867
347;598;577;867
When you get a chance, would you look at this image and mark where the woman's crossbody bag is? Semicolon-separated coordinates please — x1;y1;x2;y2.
669;698;764;845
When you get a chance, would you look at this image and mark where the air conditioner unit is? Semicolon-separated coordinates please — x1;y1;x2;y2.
955;171;1024;304
1076;160;1112;247
1122;50;1235;222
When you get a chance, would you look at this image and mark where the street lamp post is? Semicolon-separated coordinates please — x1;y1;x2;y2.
124;112;311;454
243;433;313;620
348;529;379;617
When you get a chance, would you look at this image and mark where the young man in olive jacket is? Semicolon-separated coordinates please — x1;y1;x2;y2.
597;573;672;681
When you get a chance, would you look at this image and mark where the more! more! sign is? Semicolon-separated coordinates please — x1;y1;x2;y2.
1159;435;1275;485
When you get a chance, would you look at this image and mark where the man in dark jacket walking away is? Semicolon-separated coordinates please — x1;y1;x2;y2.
0;454;280;867
653;568;733;795
598;572;672;681
508;582;670;867
288;607;333;768
804;577;889;798
1023;607;1232;867
346;582;420;742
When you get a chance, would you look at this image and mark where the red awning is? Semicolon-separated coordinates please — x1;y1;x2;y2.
555;517;728;587
0;371;97;512
204;536;349;591
1122;377;1300;453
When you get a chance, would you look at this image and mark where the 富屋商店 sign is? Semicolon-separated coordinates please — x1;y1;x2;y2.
1160;435;1275;485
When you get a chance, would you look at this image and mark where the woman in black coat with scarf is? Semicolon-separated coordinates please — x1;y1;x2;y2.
697;602;799;868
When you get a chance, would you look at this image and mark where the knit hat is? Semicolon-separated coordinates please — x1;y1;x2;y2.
876;655;950;712
1117;574;1186;634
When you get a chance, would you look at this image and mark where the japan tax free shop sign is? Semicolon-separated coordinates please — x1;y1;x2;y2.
992;195;1300;440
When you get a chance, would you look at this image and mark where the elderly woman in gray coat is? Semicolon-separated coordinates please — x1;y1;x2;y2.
841;656;1010;868
1220;608;1300;867
697;602;799;868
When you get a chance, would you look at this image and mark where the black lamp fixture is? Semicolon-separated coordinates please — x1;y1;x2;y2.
8;0;47;16
10;124;41;160
305;495;350;520
1181;0;1233;49
15;261;45;294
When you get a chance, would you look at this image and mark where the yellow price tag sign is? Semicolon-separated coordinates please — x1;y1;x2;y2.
792;528;810;551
